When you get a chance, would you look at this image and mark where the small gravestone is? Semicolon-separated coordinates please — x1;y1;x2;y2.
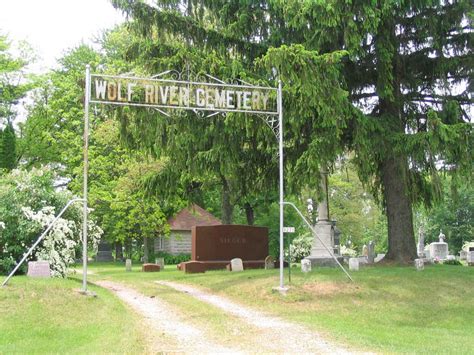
446;255;455;261
182;261;206;273
95;240;114;262
367;241;375;264
414;259;424;271
349;258;359;271
230;258;244;272
301;259;311;273
429;242;448;260
467;251;474;266
459;250;467;260
27;261;51;278
155;257;165;270
374;253;385;263
264;255;275;270
362;245;368;257
424;248;431;259
125;259;132;272
142;263;160;272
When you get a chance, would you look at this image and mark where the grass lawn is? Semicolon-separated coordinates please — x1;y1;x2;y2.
84;261;474;354
0;276;146;353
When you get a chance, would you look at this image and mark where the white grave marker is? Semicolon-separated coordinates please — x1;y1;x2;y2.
125;259;132;272
230;258;244;272
349;258;359;271
301;259;312;273
414;259;424;271
27;261;51;278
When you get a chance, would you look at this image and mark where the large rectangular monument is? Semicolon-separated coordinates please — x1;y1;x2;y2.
178;225;269;272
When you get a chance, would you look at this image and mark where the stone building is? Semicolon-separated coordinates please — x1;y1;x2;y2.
154;204;221;255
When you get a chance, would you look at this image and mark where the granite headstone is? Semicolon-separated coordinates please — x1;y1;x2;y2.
230;258;244;272
414;258;424;271
178;225;269;272
301;259;312;273
27;261;51;278
264;255;275;270
125;259;132;272
467;251;474;266
349;258;359;271
367;241;375;264
155;257;165;270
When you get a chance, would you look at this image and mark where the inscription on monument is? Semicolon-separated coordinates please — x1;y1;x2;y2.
219;237;247;244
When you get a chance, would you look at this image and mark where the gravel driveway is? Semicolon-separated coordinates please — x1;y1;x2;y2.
98;280;354;354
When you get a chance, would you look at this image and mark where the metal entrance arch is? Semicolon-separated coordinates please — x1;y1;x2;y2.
82;65;287;292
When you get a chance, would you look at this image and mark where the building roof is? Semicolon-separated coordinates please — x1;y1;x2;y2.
168;204;221;231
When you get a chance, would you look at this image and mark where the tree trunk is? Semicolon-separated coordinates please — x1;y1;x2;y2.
221;176;233;224
375;15;416;263
244;202;254;225
381;155;417;263
125;239;132;259
115;241;123;261
143;237;149;263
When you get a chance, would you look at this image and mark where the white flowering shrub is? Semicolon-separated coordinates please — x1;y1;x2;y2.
340;245;357;257
285;232;313;263
21;206;102;277
0;167;102;276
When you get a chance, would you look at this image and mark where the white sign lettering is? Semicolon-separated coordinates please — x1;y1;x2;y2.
90;74;277;114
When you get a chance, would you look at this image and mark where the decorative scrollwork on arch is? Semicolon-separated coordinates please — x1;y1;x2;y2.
258;114;280;140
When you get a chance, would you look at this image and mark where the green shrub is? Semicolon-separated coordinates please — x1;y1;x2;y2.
155;252;190;265
443;259;462;266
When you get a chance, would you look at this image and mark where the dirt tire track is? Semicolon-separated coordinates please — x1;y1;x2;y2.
156;280;354;354
96;280;239;354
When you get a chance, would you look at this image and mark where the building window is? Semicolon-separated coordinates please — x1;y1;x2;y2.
157;236;164;250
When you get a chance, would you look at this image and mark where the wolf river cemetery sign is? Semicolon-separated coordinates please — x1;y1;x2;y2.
90;73;278;115
78;67;288;293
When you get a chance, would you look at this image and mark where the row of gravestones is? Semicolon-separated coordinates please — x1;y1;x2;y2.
25;241;474;279
345;241;384;271
127;255;278;273
229;256;277;272
24;254;276;278
125;258;165;272
418;231;474;265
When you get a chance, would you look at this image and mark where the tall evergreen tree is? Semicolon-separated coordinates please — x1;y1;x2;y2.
112;0;472;262
341;1;473;261
1;33;32;172
111;1;350;226
0;123;16;171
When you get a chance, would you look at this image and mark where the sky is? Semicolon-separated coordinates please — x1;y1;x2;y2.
0;0;125;72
